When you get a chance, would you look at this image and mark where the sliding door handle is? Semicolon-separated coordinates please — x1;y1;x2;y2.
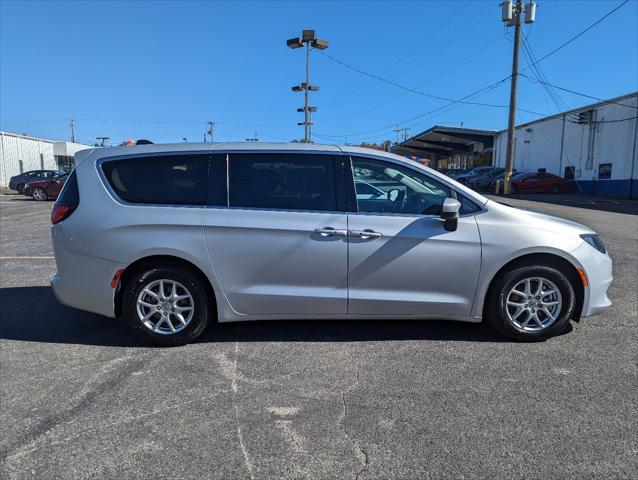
314;227;347;237
349;229;383;238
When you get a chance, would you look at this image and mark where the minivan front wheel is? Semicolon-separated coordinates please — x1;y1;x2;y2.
487;265;575;341
123;267;211;346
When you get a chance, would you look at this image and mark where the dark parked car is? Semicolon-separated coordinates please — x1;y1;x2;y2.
453;166;497;185
9;170;64;193
510;172;570;194
467;168;517;192
24;173;69;201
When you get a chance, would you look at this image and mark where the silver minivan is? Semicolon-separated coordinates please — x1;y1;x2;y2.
50;143;612;346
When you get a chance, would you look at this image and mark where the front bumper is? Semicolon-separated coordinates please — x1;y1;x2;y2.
572;242;613;317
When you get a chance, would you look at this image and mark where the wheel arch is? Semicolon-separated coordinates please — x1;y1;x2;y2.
480;252;584;321
114;254;217;318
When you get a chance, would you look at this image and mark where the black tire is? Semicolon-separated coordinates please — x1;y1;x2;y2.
122;266;211;346
16;183;24;194
486;264;576;341
31;187;48;201
550;184;560;194
510;185;518;194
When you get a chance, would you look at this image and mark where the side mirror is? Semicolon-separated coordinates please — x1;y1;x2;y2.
387;188;400;202
440;198;461;232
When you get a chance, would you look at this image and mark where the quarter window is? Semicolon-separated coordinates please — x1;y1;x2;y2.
228;153;337;211
102;154;209;205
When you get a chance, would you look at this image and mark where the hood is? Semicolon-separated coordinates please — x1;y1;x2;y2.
487;200;595;236
519;208;594;234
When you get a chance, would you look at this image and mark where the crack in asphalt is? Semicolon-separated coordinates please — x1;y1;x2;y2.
1;350;147;465
230;337;256;480
338;367;369;480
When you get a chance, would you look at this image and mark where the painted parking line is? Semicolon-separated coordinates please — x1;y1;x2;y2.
0;256;54;260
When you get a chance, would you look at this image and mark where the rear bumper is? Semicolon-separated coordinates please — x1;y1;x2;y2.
51;226;123;318
572;242;613;317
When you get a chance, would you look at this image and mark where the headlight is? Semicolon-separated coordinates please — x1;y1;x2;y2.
580;234;606;254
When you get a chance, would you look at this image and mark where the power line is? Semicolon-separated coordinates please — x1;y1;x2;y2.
520;37;570;112
316;49;543;116
520;74;638;110
320;33;506;124
377;3;494;82
318;0;631;142
317;75;514;139
319;0;480;108
521;0;630;72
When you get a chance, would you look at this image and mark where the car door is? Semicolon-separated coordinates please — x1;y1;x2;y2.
47;175;67;197
518;173;537;192
346;156;482;317
203;151;348;316
536;173;553;192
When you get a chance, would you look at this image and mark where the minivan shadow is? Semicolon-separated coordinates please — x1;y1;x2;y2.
1;286;519;347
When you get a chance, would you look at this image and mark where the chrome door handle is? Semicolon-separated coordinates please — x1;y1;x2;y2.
314;227;347;237
349;229;383;238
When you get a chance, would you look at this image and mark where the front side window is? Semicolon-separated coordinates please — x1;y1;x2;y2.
102;154;209;205
229;153;337;211
352;157;454;215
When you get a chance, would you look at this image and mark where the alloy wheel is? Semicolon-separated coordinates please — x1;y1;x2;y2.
505;277;562;332
136;279;195;335
32;188;47;201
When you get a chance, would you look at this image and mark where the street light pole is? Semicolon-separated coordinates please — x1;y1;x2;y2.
501;0;536;194
305;41;310;143
287;30;328;143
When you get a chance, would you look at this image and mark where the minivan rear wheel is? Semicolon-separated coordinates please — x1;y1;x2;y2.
486;265;575;341
122;266;211;346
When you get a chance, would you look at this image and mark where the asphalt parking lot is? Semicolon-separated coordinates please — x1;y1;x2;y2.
1;194;636;479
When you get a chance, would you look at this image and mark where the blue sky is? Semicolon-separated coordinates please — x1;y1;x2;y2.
1;0;636;146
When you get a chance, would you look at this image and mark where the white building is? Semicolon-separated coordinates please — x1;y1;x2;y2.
0;132;90;187
394;92;638;199
492;92;638;198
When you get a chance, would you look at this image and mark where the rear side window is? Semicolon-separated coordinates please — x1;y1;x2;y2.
56;170;79;205
102;154;209;205
229;153;337;211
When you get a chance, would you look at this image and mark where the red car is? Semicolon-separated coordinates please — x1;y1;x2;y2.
510;172;569;194
24;173;69;201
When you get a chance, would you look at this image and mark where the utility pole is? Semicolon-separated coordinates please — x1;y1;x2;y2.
394;124;411;144
70;119;76;143
502;0;536;194
401;127;411;142
207;121;217;143
287;30;329;143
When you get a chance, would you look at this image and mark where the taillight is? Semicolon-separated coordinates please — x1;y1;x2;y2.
51;170;79;225
51;204;75;224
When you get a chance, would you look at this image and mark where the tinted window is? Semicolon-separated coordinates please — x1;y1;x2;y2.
352;157;451;215
355;181;385;199
229;153;337;211
56;170;79;206
102;154;209;205
356;182;377;195
352;157;479;215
